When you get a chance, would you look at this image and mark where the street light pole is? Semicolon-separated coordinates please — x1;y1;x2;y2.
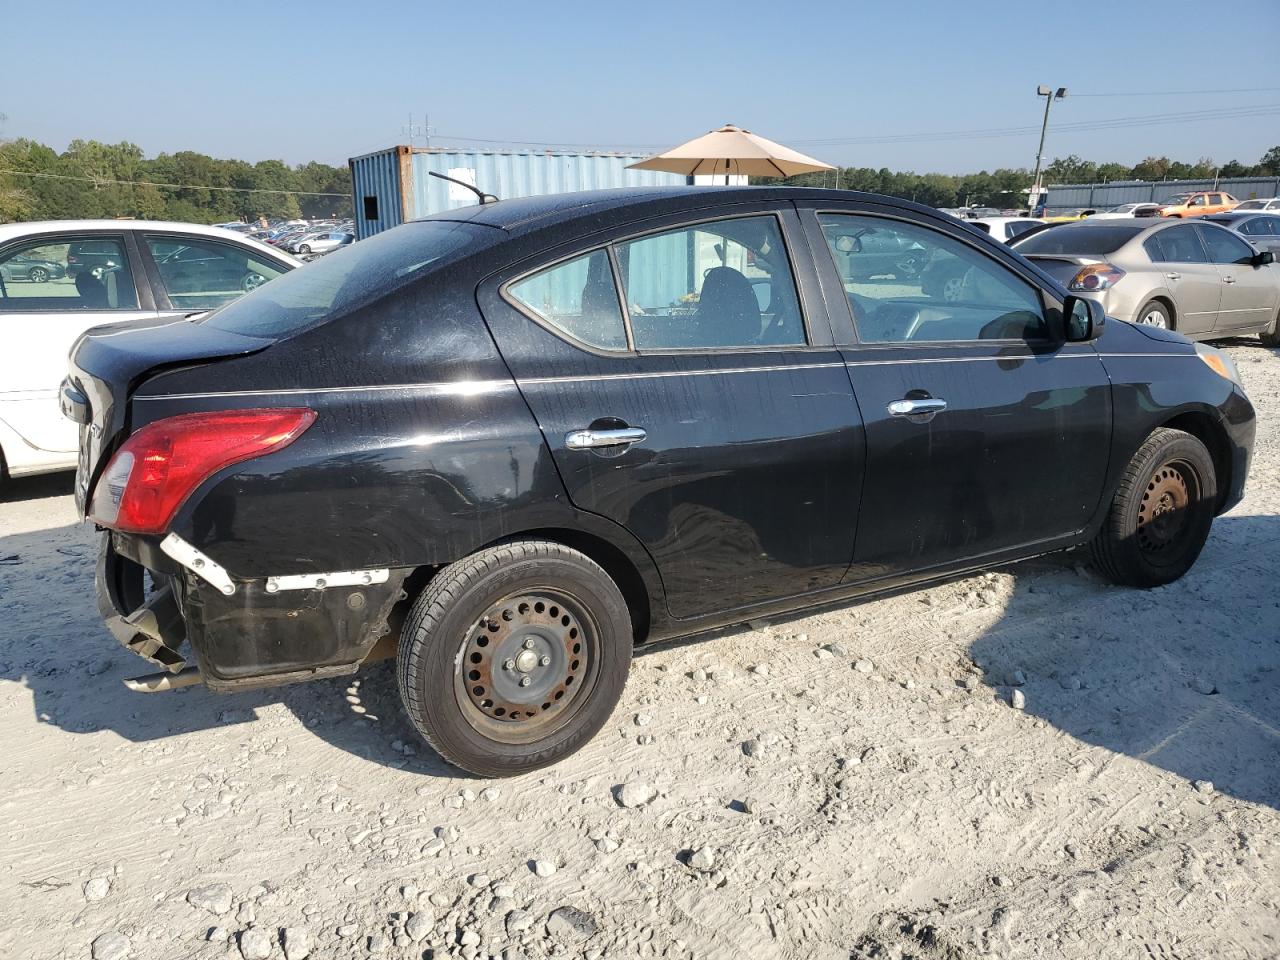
1029;85;1067;215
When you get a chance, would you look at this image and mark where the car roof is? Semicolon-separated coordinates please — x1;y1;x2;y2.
416;185;945;236
971;216;1041;225
0;219;294;263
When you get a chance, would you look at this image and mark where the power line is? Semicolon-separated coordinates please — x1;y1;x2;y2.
0;168;348;197
1070;86;1280;97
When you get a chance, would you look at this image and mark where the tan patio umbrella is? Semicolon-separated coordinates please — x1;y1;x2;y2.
628;124;834;182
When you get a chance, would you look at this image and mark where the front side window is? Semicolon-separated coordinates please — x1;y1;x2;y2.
616;216;805;350
0;235;138;311
147;236;289;310
1196;225;1254;264
508;249;627;350
818;213;1046;343
1188;195;1207;207
1146;226;1208;263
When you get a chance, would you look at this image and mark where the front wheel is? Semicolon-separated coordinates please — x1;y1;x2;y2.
397;541;633;777
28;266;50;283
1090;428;1217;588
298;244;311;255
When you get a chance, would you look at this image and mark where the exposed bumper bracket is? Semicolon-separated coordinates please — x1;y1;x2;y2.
265;568;390;593
160;533;236;596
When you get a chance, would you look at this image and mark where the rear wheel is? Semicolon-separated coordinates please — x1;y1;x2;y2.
397;540;632;777
1137;300;1173;330
1090;428;1216;587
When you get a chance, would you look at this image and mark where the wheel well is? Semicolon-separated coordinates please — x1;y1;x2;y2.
1161;411;1230;510
390;530;653;647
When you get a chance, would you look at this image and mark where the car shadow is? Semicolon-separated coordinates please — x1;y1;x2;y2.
0;471;75;502
2;509;1276;797
968;512;1279;811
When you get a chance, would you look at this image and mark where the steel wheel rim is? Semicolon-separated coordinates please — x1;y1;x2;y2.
453;589;599;744
1141;309;1168;328
1136;458;1198;564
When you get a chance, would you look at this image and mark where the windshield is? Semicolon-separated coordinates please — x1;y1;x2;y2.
1013;224;1145;255
1106;204;1137;213
201;221;492;338
1236;200;1264;210
1162;195;1192;205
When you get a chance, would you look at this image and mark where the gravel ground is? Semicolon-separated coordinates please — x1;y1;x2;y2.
1;340;1277;960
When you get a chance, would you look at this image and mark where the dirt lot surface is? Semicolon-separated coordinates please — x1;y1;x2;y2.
2;341;1278;960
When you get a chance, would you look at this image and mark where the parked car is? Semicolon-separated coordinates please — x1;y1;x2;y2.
66;187;1255;776
0;253;66;283
1090;203;1162;220
1044;208;1098;222
0;221;294;480
1158;192;1238;218
1202;212;1280;253
1226;197;1280;213
967;217;1045;243
1010;218;1279;340
292;231;354;256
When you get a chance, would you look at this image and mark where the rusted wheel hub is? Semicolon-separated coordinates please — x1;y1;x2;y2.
1137;463;1190;555
457;592;590;739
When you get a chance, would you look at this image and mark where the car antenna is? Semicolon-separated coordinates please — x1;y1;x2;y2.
428;170;499;205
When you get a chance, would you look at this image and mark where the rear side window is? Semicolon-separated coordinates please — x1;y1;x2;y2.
617;216;805;350
1145;225;1208;263
508;249;627;350
0;235;138;311
1005;220;1041;238
1014;225;1143;255
201;220;489;338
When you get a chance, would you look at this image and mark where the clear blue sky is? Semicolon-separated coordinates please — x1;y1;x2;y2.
3;0;1277;174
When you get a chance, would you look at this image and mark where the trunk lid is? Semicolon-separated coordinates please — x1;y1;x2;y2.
65;315;271;514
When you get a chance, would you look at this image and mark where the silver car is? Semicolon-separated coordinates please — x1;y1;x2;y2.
1011;218;1280;343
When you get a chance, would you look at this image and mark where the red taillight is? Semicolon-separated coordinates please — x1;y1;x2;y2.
89;408;316;534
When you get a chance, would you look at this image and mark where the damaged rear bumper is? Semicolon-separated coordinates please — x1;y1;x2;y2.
97;532;407;692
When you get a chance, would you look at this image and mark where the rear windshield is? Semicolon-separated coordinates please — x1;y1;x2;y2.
201;220;492;338
1014;224;1145;255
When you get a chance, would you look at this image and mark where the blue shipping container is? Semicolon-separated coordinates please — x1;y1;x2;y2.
349;146;688;239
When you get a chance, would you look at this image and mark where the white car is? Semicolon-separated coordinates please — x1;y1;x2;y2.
0;220;294;481
1232;197;1280;212
1090;202;1162;220
967;217;1045;243
290;231;354;256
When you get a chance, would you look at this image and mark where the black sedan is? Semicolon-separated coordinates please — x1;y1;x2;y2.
64;186;1255;776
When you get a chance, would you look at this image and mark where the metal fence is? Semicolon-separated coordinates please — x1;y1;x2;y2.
1046;176;1280;210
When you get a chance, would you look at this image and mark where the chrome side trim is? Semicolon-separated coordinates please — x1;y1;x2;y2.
160;534;235;596
265;568;390;593
135;380;517;402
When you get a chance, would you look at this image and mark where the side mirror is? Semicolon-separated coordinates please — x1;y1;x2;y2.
1063;295;1105;342
1253;250;1275;267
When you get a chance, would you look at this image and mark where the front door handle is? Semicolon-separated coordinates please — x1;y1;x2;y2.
1222;275;1236;284
1165;272;1182;280
564;426;647;450
888;397;947;423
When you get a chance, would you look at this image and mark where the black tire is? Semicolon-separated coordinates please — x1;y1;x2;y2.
298;244;311;255
1260;307;1280;347
396;540;632;777
1136;299;1173;331
1090;428;1217;588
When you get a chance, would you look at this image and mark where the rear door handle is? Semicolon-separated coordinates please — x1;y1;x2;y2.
564;426;647;450
887;397;947;420
1165;272;1182;280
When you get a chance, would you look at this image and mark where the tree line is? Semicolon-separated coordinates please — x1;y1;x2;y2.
2;133;1278;224
773;147;1280;209
0;136;352;224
